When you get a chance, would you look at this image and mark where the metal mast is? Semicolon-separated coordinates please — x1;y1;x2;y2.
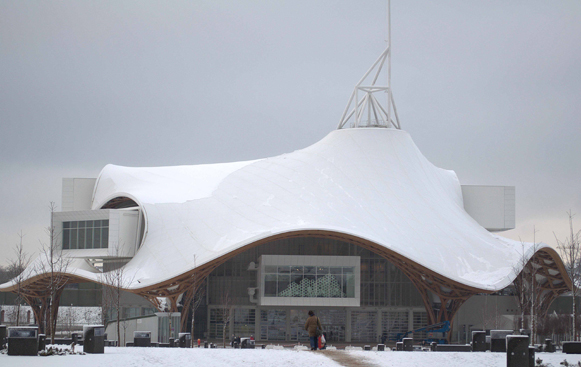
387;0;392;128
337;0;400;130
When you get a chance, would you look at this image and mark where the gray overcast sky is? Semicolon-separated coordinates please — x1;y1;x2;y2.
1;1;580;266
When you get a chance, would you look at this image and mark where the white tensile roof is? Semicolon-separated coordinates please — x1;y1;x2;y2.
0;127;542;292
78;127;535;291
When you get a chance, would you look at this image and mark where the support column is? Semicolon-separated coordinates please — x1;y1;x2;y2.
22;294;45;334
180;288;193;332
254;307;260;341
286;309;291;342
345;309;352;342
376;309;382;343
229;307;234;337
408;309;414;339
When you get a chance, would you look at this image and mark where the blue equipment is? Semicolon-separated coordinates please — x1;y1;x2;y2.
391;321;450;344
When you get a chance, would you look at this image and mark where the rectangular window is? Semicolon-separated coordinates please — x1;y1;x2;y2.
260;255;360;307
263;258;357;299
62;220;109;250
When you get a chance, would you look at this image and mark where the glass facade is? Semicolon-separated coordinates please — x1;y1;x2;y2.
351;311;377;342
260;310;286;340
289;309;310;341
382;311;408;341
209;308;228;339
413;311;428;341
317;309;346;342
233;309;255;336
206;236;427;342
62;220;109;250
208;236;423;307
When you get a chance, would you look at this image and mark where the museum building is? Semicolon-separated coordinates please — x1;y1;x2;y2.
0;47;571;344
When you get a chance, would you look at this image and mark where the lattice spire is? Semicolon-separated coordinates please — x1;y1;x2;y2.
338;1;400;130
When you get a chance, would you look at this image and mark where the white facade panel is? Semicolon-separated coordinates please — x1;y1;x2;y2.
117;211;140;258
61;178;75;212
53;208;140;259
461;185;516;232
61;178;97;212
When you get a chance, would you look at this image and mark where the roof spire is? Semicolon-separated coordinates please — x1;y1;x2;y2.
338;0;400;130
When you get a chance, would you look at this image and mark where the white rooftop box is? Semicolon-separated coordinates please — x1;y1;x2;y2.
461;185;515;232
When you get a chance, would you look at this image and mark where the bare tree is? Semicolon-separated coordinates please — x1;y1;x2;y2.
9;231;31;327
181;255;206;346
480;293;501;331
58;303;76;337
528;227;544;344
100;285;110;327
100;245;134;347
121;320;130;346
511;229;544;344
513;241;532;333
36;202;73;343
556;211;581;341
219;291;231;348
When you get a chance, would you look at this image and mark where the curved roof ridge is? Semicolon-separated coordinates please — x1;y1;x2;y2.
0;128;570;295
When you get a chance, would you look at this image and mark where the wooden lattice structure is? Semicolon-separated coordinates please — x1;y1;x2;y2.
2;230;572;339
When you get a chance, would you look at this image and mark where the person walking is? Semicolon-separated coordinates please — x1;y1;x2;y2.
304;310;323;350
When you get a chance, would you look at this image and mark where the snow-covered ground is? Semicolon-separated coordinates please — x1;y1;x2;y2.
2;347;581;367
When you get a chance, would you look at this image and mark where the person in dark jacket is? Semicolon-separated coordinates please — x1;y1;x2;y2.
304;310;323;350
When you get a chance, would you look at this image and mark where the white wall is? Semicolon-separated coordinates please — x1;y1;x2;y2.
461;185;516;232
452;295;519;343
105;312;181;345
105;314;158;345
62;178;97;211
109;209;140;258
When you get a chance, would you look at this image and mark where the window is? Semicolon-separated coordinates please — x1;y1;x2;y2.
259;255;360;306
63;220;109;250
264;264;355;298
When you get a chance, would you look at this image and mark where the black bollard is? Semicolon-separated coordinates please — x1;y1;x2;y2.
472;331;487;352
506;335;529;367
528;346;535;367
403;338;413;351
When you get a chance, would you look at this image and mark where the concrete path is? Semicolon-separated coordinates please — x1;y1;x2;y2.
320;350;378;367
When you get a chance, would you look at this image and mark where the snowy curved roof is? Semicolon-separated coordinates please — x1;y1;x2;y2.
93;127;553;291
0;128;567;294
